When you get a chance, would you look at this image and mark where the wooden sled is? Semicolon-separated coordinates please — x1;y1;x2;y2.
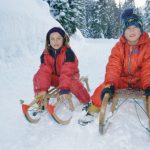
20;76;90;125
99;88;150;134
20;87;74;125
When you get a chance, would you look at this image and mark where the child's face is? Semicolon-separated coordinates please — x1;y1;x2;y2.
50;32;64;49
124;25;141;45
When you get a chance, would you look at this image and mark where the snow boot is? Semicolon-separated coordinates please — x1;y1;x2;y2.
78;103;100;126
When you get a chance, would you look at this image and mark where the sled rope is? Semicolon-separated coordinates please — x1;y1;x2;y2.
134;100;150;133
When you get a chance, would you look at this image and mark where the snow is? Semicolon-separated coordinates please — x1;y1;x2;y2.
0;0;150;150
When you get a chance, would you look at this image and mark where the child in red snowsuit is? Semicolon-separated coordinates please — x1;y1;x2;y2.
33;27;90;104
83;8;150;120
91;9;150;109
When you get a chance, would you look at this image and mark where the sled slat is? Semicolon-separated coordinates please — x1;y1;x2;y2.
147;96;150;128
99;93;110;134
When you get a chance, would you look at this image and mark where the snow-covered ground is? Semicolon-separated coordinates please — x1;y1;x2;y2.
0;0;150;150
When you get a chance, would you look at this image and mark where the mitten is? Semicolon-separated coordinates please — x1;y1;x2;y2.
101;85;115;100
59;89;70;95
145;86;150;96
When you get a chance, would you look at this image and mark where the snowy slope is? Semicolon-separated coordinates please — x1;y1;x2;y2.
0;1;150;150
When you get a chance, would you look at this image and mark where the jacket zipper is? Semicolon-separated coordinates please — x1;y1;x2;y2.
54;50;58;75
128;46;132;87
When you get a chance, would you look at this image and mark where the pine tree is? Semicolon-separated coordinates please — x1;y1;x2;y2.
144;0;150;32
104;0;119;38
117;1;123;35
50;0;76;36
88;0;107;38
122;0;136;10
70;0;86;36
84;0;95;37
98;0;108;38
45;0;51;6
84;0;121;39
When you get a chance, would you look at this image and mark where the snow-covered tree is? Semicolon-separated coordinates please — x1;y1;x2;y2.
122;0;136;10
43;0;52;6
117;1;123;35
89;0;106;38
70;0;86;36
90;0;120;39
104;0;120;38
50;0;76;36
144;0;150;32
46;0;145;38
84;0;95;37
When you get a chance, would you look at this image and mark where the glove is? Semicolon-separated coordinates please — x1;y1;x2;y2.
145;86;150;96
35;91;47;99
101;85;115;100
59;89;70;101
59;89;70;95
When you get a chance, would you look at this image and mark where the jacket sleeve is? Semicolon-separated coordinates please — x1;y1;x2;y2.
141;44;150;89
104;42;123;87
33;52;52;93
58;48;78;90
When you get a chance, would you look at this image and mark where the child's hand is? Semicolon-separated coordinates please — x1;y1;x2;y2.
35;91;47;99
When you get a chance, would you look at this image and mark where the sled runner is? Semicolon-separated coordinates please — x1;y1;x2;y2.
99;88;150;134
20;76;90;125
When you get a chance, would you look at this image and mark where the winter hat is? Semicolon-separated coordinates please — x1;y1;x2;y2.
121;8;143;34
47;27;66;38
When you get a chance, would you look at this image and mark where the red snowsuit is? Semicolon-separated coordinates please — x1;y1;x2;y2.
33;46;90;104
91;32;150;107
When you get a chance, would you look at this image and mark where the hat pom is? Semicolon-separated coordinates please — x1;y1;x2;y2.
121;8;133;20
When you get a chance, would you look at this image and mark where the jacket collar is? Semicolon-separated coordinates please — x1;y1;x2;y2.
47;46;67;57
